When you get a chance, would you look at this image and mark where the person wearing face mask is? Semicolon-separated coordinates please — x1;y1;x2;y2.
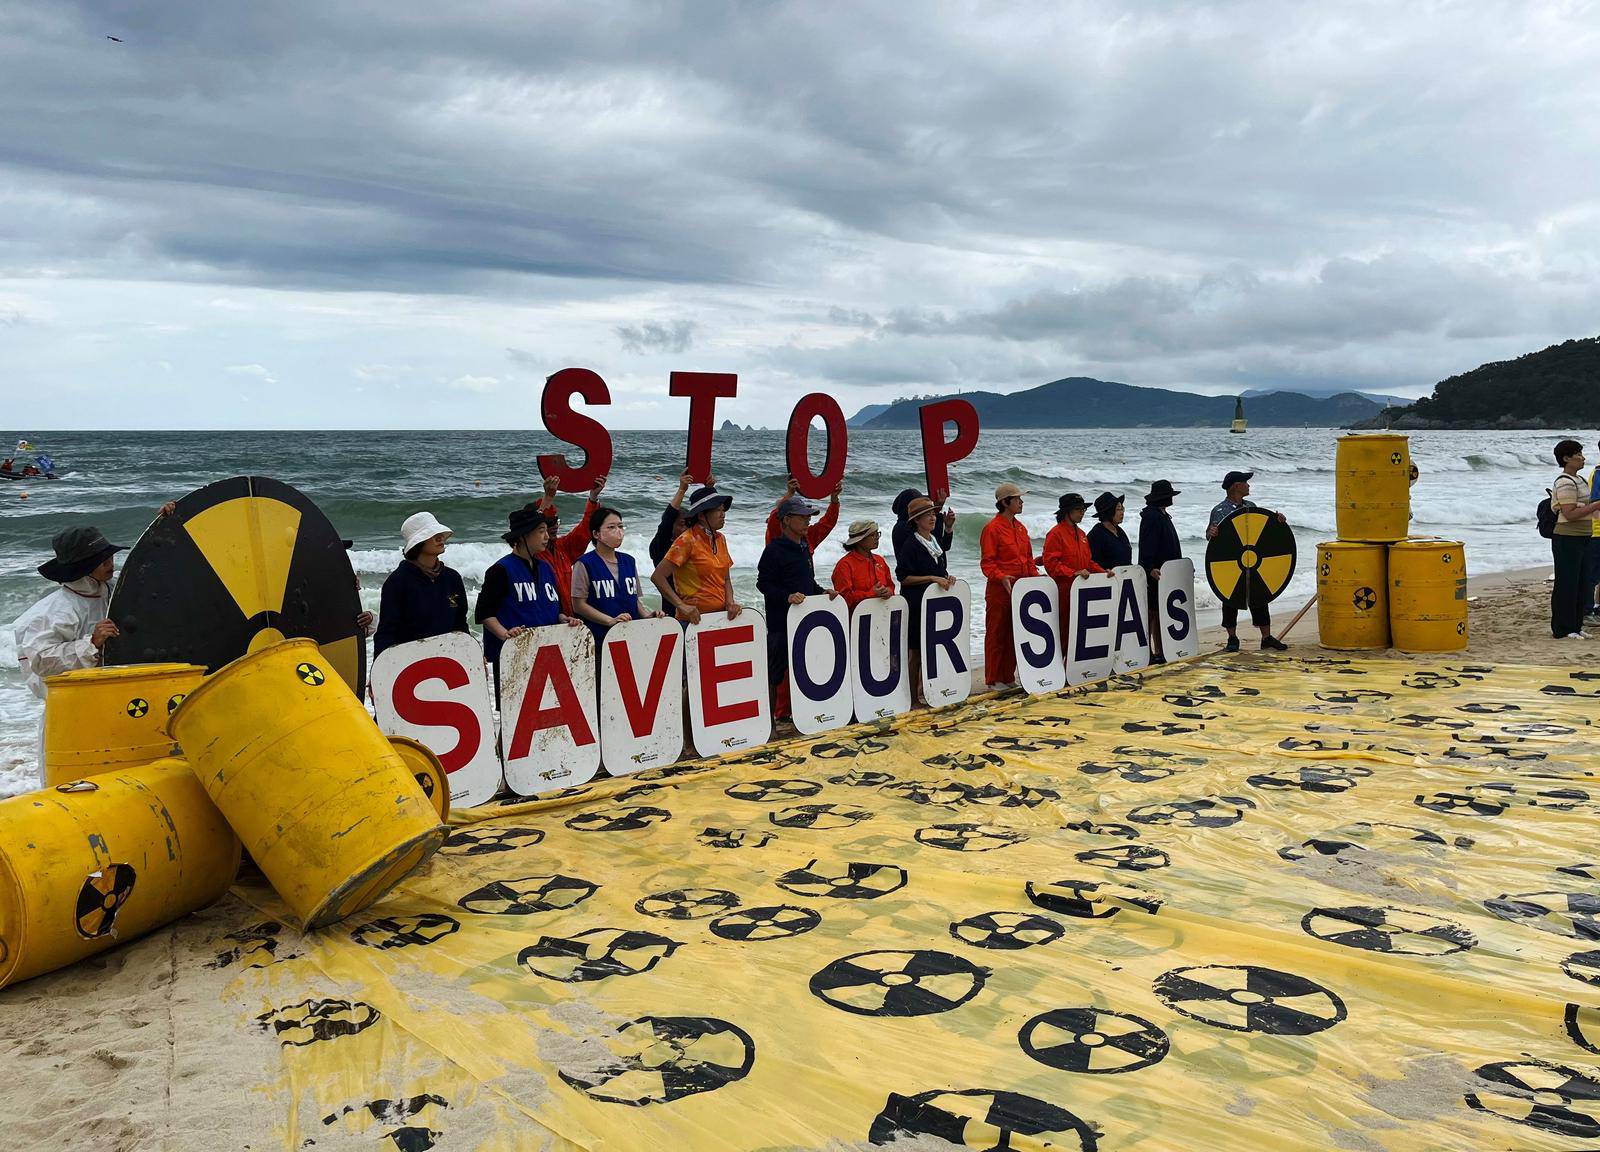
572;505;664;640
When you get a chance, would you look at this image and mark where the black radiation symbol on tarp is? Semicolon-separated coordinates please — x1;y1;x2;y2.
950;911;1063;951
921;752;1005;772
1278;821;1460;863
1154;964;1346;1035
635;888;741;920
1204;507;1296;608
125;697;148;718
1465;1058;1600;1139
1563;950;1600;989
710;905;821;942
256;999;381;1047
696;827;773;850
883;779;976;806
1020;1007;1170;1075
776;860;908;900
518;927;680;982
1301;905;1477;956
441;826;545;855
724;778;821;802
964;783;1060;809
1484;891;1600;940
350;913;460;950
829;769;897;788
457;874;598;915
1075;844;1170;872
1352;586;1376;610
564;806;672;833
810;949;988;1017
105;475;366;696
915;823;1027;852
1128;796;1254;828
868;1088;1099;1151
558;1015;755;1107
75;864;136;938
1027;878;1163;919
769;803;874;830
1248;766;1368;794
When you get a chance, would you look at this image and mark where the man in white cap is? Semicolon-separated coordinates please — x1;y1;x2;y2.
372;510;469;657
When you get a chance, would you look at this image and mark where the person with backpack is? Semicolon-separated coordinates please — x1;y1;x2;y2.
1549;439;1600;639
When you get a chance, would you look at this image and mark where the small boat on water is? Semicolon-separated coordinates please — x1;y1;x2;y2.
1230;396;1248;434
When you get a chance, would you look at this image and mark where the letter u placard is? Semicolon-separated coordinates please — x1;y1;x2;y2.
598;617;684;775
499;625;600;796
1010;575;1065;694
851;596;911;721
371;632;501;808
788;595;852;735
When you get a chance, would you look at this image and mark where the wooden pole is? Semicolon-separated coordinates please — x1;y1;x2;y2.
1276;593;1318;642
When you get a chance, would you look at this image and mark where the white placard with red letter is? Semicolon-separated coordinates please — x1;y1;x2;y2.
1066;571;1117;686
499;625;599;796
788;596;852;735
1110;564;1151;674
371;633;502;808
598;617;684;775
1010;575;1065;695
1157;558;1199;662
685;611;771;757
919;579;972;707
851;595;912;720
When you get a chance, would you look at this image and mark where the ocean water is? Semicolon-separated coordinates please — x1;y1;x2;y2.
0;426;1569;796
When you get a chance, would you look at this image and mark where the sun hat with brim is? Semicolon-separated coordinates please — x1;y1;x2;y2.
906;496;937;520
401;511;453;554
1055;493;1087;522
1146;479;1181;505
38;526;124;583
685;486;733;519
501;502;549;544
1092;492;1124;522
994;482;1026;502
845;519;879;546
777;496;822;519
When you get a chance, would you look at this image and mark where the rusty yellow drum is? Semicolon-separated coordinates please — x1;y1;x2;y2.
41;663;207;787
1388;539;1468;652
1315;541;1389;650
1335;434;1411;543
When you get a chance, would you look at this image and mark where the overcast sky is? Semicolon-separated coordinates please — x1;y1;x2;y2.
2;1;1598;429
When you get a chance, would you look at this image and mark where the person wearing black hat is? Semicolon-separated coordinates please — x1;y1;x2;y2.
1138;481;1184;663
1087;492;1131;570
1043;493;1105;647
1207;471;1289;651
476;503;580;699
758;495;835;722
653;484;742;624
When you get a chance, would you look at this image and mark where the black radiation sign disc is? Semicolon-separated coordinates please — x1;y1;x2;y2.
1154;964;1346;1035
1465;1058;1600;1139
710;905;822;942
558;1015;755;1107
1204;507;1296;608
75;863;136;939
1020;1007;1171;1075
950;911;1064;951
810;949;988;1017
518;927;681;982
1300;905;1477;956
106;476;365;695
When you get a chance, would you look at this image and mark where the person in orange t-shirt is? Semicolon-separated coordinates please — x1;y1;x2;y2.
764;475;843;550
831;520;895;609
979;482;1039;688
652;485;742;623
1043;492;1105;652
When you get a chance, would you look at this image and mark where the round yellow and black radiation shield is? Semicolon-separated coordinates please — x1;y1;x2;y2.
105;477;365;696
1205;507;1297;609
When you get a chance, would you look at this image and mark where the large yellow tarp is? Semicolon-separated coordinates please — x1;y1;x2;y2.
214;656;1600;1150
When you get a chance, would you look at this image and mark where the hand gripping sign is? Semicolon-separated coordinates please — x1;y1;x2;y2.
1110;564;1152;674
788;596;853;736
1157;558;1199;661
499;625;599;796
1066;571;1117;686
685;611;772;757
851;595;912;721
919;579;972;707
371;633;501;807
1010;575;1066;695
599;617;685;775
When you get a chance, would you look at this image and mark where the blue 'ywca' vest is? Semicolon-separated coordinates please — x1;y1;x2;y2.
483;553;562;665
576;549;641;639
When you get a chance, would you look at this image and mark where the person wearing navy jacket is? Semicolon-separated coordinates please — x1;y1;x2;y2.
1137;480;1183;664
572;506;663;640
475;503;579;700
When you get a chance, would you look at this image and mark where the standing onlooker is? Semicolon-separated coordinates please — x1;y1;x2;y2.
572;506;662;640
652;485;742;624
757;496;829;721
979;482;1038;688
895;496;956;703
1551;439;1600;639
374;512;469;658
765;475;842;549
1138;481;1184;663
1087;492;1131;570
1206;471;1289;652
831;520;895;609
1043;493;1104;649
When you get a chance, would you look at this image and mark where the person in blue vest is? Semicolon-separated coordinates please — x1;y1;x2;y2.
572;506;663;640
475;502;579;701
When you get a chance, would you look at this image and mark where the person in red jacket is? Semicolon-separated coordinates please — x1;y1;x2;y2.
1042;492;1105;647
831;520;895;609
980;481;1038;688
536;471;603;613
764;474;843;549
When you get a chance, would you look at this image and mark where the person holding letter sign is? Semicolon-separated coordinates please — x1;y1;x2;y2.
831;520;895;609
758;496;834;722
1043;493;1105;648
1138;480;1184;665
1208;470;1290;652
980;482;1039;688
765;474;841;549
572;506;663;640
895;496;956;704
535;471;604;613
1087;492;1132;570
373;512;468;658
476;504;579;700
653;485;742;625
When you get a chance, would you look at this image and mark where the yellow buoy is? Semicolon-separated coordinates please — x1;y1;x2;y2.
1335;434;1411;542
388;736;451;823
41;663;207;787
170;638;444;930
1315;542;1389;650
1388;539;1468;652
0;759;240;990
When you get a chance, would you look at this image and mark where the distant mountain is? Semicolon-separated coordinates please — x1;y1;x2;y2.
1354;337;1600;429
858;377;1385;430
846;403;892;428
1243;386;1411;408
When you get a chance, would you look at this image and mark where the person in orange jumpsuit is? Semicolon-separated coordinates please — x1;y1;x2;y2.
1042;492;1105;651
831;520;896;609
979;481;1038;688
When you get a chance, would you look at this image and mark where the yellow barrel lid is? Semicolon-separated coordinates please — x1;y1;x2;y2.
45;662;207;687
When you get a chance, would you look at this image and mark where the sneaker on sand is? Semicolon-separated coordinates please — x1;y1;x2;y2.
1261;636;1288;651
1224;636;1240;653
1565;632;1589;640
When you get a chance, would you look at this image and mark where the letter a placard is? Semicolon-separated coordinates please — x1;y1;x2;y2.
371;632;501;808
500;625;599;796
598;617;684;775
685;611;771;757
788;595;852;736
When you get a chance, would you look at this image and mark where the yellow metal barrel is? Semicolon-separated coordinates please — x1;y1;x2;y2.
1388;539;1468;652
170;638;444;930
388;736;451;823
1315;541;1389;650
41;663;207;787
1335;434;1412;542
0;758;240;989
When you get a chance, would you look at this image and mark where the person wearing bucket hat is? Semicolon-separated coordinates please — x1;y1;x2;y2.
1207;470;1290;651
831;519;895;610
475;503;581;695
372;510;468;658
1087;492;1131;569
1139;481;1185;663
980;481;1039;688
895;496;956;702
654;484;742;624
758;495;834;721
765;474;843;552
1043;494;1105;646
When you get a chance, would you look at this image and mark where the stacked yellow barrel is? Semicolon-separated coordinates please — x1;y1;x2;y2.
1321;434;1466;652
